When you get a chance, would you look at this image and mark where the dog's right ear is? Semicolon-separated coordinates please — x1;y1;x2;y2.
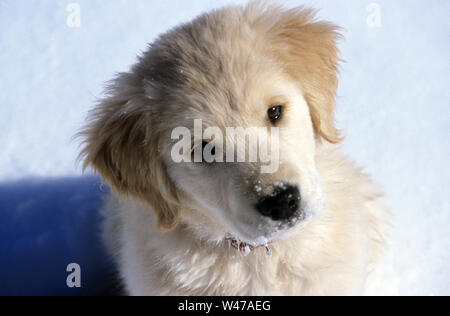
78;73;180;230
260;6;344;144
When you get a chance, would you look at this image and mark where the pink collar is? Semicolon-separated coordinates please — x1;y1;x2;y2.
227;238;273;256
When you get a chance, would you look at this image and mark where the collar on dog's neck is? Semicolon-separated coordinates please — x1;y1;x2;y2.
226;238;273;256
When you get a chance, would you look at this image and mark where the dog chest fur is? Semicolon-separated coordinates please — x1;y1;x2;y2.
101;146;388;296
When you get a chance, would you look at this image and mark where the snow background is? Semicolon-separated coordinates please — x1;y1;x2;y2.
0;0;448;295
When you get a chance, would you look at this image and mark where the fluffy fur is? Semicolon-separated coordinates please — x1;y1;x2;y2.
79;2;389;296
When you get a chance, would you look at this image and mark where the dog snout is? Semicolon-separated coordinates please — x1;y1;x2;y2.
256;185;301;221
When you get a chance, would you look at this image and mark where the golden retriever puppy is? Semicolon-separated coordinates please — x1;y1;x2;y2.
79;2;390;296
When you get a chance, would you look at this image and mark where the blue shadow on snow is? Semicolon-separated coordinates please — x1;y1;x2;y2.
0;176;120;296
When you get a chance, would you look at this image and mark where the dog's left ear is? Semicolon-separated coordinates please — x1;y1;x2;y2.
78;74;180;230
266;7;343;143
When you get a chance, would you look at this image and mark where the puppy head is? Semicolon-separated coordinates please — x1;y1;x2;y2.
80;4;342;243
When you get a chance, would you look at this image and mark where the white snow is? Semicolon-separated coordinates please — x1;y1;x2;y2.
253;236;269;247
0;0;448;295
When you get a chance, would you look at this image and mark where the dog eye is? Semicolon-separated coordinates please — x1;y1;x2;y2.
203;141;216;157
191;141;215;163
268;106;283;123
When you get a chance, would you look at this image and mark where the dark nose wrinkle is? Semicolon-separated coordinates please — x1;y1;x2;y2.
255;186;301;221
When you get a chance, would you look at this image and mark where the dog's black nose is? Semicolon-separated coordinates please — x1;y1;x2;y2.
256;186;301;221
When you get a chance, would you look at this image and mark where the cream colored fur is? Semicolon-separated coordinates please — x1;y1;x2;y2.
80;2;390;296
103;144;388;296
